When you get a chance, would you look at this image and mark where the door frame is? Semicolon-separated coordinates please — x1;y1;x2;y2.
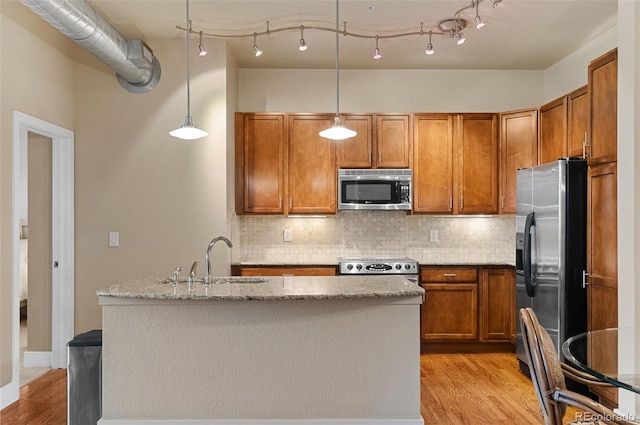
10;111;74;394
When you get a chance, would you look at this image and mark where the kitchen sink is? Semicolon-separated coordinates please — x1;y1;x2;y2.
164;276;269;284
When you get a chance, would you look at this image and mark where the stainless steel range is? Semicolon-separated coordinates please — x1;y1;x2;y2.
338;257;419;282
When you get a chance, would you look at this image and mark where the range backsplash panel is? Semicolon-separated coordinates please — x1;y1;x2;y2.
232;212;515;266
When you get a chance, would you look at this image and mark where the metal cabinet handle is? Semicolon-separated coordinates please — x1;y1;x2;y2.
378;152;382;163
449;197;453;210
443;273;457;277
289;196;292;209
501;196;505;210
582;131;589;159
460;196;464;210
582;270;590;289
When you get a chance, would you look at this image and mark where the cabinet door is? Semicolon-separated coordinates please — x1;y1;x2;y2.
288;115;337;214
413;114;454;213
420;283;478;340
587;162;617;330
539;96;567;165
499;109;538;214
587;162;617;290
375;114;411;168
235;113;286;214
567;86;589;158
480;268;513;341
456;114;499;214
588;49;617;165
337;115;374;168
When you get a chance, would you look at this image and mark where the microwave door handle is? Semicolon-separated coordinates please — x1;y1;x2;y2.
523;212;536;297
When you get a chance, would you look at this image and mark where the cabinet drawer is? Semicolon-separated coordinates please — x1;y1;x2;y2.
420;267;478;283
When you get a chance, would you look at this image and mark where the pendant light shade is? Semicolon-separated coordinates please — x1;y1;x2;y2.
320;0;356;141
170;0;207;140
319;116;357;140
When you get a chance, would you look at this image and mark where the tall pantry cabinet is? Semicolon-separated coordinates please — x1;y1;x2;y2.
585;48;618;408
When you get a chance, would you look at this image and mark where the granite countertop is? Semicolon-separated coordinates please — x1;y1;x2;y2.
97;275;425;301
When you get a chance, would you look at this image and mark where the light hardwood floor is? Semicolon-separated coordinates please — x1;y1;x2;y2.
0;352;583;424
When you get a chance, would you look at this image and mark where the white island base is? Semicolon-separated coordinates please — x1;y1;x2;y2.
98;276;424;424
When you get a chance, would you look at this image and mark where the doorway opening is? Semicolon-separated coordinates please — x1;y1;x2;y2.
6;111;74;407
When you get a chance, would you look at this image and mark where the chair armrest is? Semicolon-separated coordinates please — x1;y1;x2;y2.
554;389;638;424
561;363;614;387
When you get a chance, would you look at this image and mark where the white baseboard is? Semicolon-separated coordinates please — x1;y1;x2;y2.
23;350;52;368
0;381;19;410
98;419;425;425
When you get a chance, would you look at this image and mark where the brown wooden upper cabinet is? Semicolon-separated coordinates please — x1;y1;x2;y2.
288;114;337;214
337;114;411;169
235;113;286;214
499;109;538;214
539;96;567;164
413;113;498;214
456;114;499;214
235;113;337;216
567;85;589;158
587;49;617;165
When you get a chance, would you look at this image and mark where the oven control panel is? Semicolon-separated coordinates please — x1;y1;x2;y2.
338;258;418;275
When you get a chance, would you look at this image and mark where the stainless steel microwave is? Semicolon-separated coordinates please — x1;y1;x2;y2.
338;169;412;211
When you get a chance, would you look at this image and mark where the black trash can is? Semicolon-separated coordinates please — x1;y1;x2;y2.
67;330;102;425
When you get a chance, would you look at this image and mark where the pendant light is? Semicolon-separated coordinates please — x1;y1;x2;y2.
319;0;356;141
170;0;208;140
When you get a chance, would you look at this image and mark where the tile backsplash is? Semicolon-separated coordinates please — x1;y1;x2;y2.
232;212;516;266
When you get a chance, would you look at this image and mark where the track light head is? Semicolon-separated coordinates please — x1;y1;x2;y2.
299;25;308;51
456;32;466;45
426;42;434;55
475;0;486;29
425;31;434;55
373;35;382;60
198;31;208;56
252;32;263;57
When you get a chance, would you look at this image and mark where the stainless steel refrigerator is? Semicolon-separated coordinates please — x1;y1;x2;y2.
515;158;587;374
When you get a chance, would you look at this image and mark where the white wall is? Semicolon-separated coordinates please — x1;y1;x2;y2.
239;69;544;113
544;26;618;102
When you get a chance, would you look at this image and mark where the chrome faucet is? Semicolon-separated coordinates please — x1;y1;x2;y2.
205;236;233;284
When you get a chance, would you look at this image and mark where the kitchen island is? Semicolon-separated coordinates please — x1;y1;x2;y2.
97;275;424;425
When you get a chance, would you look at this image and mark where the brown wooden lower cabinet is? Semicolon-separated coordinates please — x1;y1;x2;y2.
420;266;515;350
421;283;478;340
480;268;514;341
232;266;337;276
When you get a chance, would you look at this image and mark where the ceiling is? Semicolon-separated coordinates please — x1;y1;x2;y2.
87;0;618;70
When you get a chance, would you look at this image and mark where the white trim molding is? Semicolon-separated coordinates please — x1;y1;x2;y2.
7;111;75;409
98;419;425;425
23;351;53;368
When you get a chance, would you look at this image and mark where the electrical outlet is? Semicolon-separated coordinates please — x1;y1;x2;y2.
429;229;438;242
283;228;293;242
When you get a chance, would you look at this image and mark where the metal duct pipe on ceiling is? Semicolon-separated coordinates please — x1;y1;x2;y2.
20;0;161;94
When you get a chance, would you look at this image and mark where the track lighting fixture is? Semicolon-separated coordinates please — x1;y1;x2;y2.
474;0;486;29
198;31;208;56
425;31;434;55
373;35;382;60
252;32;263;57
183;0;502;61
319;0;357;141
170;0;207;140
298;25;308;51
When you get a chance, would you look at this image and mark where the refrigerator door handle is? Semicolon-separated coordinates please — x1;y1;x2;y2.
523;211;536;297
